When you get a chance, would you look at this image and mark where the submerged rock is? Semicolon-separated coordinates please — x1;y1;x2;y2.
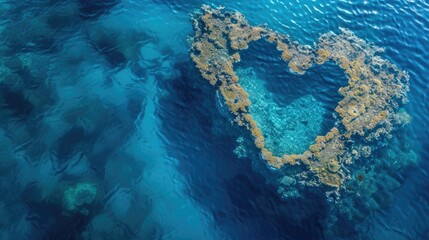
63;182;97;214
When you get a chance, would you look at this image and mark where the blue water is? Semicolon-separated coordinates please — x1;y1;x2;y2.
0;0;428;239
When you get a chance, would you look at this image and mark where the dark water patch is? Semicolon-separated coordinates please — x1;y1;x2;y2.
86;26;154;68
27;202;92;240
223;174;326;240
0;84;34;118
157;61;213;119
2;56;49;91
46;9;80;30
50;117;137;177
3;25;61;54
81;104;141;180
88;30;126;66
52;126;90;163
0;3;78;54
127;96;144;120
43;212;91;240
78;0;120;20
129;63;148;79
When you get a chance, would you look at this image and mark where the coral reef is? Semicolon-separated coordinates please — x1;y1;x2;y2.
63;182;97;215
324;130;419;238
233;137;247;158
190;5;410;190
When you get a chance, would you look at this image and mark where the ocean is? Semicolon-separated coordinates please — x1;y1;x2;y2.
0;0;428;239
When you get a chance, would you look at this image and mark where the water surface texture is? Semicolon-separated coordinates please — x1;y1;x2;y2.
0;1;428;240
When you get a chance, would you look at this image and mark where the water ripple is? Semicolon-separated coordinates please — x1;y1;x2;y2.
0;0;428;239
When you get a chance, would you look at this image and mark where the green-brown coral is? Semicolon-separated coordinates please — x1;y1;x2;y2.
190;5;409;189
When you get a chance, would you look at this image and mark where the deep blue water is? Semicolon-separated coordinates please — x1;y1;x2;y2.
0;0;428;239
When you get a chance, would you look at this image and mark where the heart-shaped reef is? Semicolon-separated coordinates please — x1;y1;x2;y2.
189;5;410;189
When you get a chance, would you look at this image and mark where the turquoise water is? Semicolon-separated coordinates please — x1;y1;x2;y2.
237;67;326;155
0;0;428;239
